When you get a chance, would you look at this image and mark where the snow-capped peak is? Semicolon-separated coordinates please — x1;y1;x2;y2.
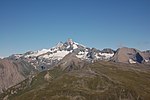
67;38;74;45
65;38;86;50
53;42;63;49
8;39;116;70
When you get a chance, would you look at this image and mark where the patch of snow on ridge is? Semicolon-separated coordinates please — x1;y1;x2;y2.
99;53;114;59
39;50;70;60
95;54;100;59
25;49;51;57
73;44;78;49
53;42;63;49
144;59;149;63
37;49;51;55
76;51;89;59
129;59;136;64
74;42;86;48
52;50;70;60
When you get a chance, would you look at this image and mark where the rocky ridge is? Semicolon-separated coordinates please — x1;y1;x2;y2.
7;39;115;71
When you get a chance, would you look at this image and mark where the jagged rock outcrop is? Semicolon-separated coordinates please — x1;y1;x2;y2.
0;59;36;93
101;48;115;54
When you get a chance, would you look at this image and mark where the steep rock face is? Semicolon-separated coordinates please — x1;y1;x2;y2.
141;50;150;62
0;59;35;93
112;47;144;63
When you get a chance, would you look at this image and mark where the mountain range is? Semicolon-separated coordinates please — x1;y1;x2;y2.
0;39;150;100
7;39;150;69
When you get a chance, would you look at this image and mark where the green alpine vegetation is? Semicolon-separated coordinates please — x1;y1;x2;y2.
1;61;150;100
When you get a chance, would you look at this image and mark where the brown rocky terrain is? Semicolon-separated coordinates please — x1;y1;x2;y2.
1;60;150;100
57;53;85;71
112;47;144;63
0;59;36;94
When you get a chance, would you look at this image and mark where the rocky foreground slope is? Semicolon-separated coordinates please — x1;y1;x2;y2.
0;59;36;94
0;61;150;100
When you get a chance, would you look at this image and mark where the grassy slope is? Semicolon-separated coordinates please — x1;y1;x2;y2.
1;61;150;100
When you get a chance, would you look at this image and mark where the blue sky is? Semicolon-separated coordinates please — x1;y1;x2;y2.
0;0;150;57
